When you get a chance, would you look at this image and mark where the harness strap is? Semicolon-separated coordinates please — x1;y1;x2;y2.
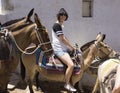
9;30;51;55
51;55;59;69
51;50;82;70
38;51;44;65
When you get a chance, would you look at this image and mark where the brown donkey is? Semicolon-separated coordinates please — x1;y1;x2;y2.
19;33;115;93
0;13;49;93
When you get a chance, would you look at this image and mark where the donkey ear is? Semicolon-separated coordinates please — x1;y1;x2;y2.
26;8;34;22
102;34;106;41
96;33;106;42
96;32;102;40
34;13;42;27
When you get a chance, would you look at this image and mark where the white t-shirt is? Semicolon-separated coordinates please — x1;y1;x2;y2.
52;21;68;51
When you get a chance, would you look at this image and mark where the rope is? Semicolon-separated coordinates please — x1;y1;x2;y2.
9;29;52;55
86;42;106;69
51;55;59;69
86;63;99;69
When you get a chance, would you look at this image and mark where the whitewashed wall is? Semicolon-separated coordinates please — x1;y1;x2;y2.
0;0;120;51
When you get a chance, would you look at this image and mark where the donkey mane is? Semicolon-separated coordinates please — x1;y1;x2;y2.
1;8;34;27
80;40;96;52
12;22;33;31
2;17;25;27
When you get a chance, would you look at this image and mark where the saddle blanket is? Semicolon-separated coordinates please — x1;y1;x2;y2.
39;62;81;75
36;48;81;75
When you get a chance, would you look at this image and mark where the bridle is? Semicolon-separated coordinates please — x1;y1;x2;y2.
86;41;114;69
94;41;113;59
2;24;53;55
34;25;53;54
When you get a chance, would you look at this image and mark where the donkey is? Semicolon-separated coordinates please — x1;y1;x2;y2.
0;13;51;93
1;8;34;31
79;39;118;93
19;33;115;93
91;57;120;93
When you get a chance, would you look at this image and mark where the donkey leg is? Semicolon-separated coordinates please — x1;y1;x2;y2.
27;69;37;93
35;71;39;90
28;70;41;93
20;56;26;81
74;81;84;93
28;79;34;93
35;71;42;91
0;90;9;93
0;83;9;93
15;57;27;89
28;75;35;93
92;77;99;93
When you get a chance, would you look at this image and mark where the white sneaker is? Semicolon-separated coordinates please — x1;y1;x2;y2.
64;83;77;92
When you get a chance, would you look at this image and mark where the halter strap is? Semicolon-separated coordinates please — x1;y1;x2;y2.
94;41;112;57
5;25;51;54
34;25;53;54
1;24;52;55
10;31;52;55
86;41;115;69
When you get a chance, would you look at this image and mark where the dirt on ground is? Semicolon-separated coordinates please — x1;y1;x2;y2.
8;80;68;93
7;64;92;93
7;66;68;93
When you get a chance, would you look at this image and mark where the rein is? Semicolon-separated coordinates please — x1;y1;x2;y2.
10;24;52;55
34;25;53;54
3;25;51;55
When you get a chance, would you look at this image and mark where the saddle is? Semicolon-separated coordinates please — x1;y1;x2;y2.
37;49;82;75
